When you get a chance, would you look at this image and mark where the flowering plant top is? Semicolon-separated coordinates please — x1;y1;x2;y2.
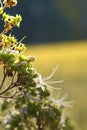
0;1;76;130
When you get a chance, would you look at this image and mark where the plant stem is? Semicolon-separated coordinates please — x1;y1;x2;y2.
0;81;17;95
1;23;13;35
0;71;18;97
0;74;7;90
0;66;7;90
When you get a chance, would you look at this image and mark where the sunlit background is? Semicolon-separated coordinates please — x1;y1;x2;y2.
1;0;87;130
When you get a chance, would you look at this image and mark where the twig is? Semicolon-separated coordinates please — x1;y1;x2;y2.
0;81;17;95
0;70;18;96
0;74;7;90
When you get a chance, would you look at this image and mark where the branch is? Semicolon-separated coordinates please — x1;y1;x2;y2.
0;91;17;98
0;70;18;95
0;81;17;95
0;67;7;90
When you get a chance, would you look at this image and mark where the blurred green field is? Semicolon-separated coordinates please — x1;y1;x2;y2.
25;41;87;130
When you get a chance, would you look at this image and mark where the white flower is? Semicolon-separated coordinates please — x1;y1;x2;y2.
35;65;64;91
6;48;19;54
1;114;11;126
5;48;11;53
0;98;3;103
5;125;11;129
51;94;75;108
11;107;20;115
20;61;28;66
60;115;66;126
35;74;46;91
7;98;13;103
26;93;40;103
11;50;19;54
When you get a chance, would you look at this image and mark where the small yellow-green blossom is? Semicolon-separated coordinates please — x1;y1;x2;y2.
0;34;17;48
13;14;22;27
2;13;22;27
0;34;26;54
0;7;3;14
15;43;26;52
3;0;17;7
2;12;8;20
6;34;17;44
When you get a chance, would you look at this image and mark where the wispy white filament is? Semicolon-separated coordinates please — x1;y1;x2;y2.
18;36;26;44
43;65;59;81
51;94;75;108
45;79;65;84
35;65;64;91
0;0;3;7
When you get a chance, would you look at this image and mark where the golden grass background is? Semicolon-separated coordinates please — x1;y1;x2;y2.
25;41;87;130
0;41;87;130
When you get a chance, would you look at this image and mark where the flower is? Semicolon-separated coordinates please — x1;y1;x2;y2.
0;7;3;14
6;48;19;54
34;65;64;91
3;0;17;7
11;107;20;115
0;0;3;14
1;114;11;126
51;94;75;108
26;93;40;103
20;105;28;115
2;13;22;27
27;55;35;62
60;115;66;127
0;98;3;103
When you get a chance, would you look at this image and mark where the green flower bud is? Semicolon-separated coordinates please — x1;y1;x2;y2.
28;56;35;62
33;73;39;78
28;67;35;73
20;61;28;66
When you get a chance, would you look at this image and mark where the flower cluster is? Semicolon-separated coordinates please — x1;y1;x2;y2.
0;0;22;34
3;0;17;7
2;13;22;27
0;0;17;15
0;34;17;48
